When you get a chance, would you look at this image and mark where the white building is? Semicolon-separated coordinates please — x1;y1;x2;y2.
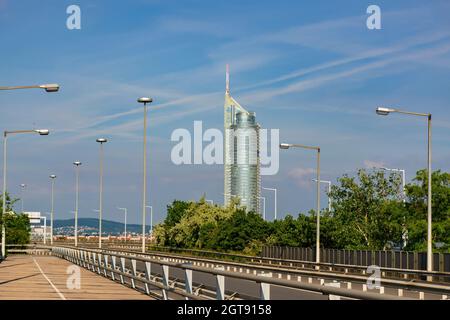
223;66;261;213
24;211;50;243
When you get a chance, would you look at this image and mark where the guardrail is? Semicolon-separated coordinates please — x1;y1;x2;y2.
2;244;52;256
263;246;450;272
89;243;450;283
6;244;448;298
51;245;409;300
15;242;450;283
100;246;450;297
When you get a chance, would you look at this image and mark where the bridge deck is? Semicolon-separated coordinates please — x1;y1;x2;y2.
0;255;152;300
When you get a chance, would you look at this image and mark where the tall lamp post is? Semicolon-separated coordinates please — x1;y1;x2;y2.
117;207;127;242
145;205;153;238
20;183;26;213
96;138;107;249
40;215;47;245
280;143;321;264
0;84;59;92
257;196;266;220
376;106;432;272
92;209;100;240
138;97;153;253
2;129;50;258
0;82;59;258
262;187;277;220
312;179;332;211
73;161;82;247
49;175;56;245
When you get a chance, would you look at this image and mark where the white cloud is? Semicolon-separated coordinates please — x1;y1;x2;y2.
363;160;385;169
288;167;316;188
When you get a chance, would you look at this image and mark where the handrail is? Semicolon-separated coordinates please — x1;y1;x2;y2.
148;245;450;278
99;246;450;295
91;243;450;279
8;243;450;279
52;245;411;300
151;246;450;276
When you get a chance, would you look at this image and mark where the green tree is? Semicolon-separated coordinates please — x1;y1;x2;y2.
153;169;450;255
0;191;18;214
205;210;271;253
328;169;405;250
405;170;450;251
267;214;316;247
0;192;29;247
5;213;31;245
164;200;191;227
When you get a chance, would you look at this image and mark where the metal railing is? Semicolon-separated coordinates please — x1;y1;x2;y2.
21;242;450;284
98;246;450;296
263;246;450;272
51;245;409;300
84;243;450;284
3;244;52;256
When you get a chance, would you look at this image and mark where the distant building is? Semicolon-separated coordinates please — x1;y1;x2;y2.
224;66;261;213
23;211;50;242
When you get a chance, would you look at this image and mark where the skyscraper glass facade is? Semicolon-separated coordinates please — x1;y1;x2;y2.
224;70;261;213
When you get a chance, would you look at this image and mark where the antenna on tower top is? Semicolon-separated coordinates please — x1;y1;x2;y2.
226;64;230;94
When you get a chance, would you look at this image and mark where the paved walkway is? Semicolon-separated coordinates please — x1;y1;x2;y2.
0;255;152;300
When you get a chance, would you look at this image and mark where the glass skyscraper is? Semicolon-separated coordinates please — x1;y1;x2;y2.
224;66;261;214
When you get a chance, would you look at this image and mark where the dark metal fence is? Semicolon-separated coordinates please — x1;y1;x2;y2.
262;246;450;272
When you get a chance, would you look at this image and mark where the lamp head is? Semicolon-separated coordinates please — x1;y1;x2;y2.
49;174;56;179
376;107;395;116
39;84;60;92
279;143;291;150
35;129;50;135
73;161;82;166
96;138;107;143
137;97;152;104
20;183;26;188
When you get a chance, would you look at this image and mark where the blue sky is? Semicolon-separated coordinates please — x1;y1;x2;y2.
1;0;449;224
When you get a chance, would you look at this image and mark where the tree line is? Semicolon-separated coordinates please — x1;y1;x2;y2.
0;193;31;247
154;169;450;254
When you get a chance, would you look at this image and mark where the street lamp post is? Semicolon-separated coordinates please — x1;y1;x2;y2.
257;196;266;220
0;83;58;258
145;205;153;238
40;215;47;245
312;179;332;211
20;183;26;213
0;84;59;92
92;209;100;240
280;143;321;264
96;138;107;249
117;207;127;242
262;187;277;220
376;106;433;273
138;97;153;253
2;129;50;258
49;175;56;245
73;161;82;247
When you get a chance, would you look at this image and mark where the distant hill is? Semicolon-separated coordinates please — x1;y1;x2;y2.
53;218;152;235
